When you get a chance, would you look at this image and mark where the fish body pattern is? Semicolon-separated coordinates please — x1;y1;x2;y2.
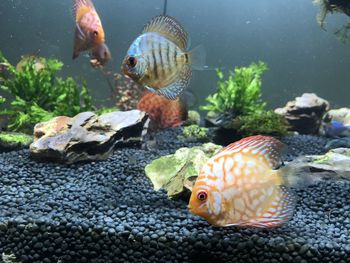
72;0;106;60
189;135;296;228
137;91;187;131
122;15;205;100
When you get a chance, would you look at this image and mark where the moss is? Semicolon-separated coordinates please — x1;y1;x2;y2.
0;132;32;144
184;110;201;126
179;125;209;142
233;110;289;137
95;107;119;115
200;61;267;117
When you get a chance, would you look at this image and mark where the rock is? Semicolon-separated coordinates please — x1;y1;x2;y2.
324;108;350;126
145;143;222;198
275;93;329;134
286;148;350;179
0;132;33;152
30;110;149;163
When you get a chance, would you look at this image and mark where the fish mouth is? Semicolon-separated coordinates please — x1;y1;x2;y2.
121;62;140;81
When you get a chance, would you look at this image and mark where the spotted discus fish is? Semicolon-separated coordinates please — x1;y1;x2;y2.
72;0;111;65
122;15;205;100
189;135;298;228
137;91;188;131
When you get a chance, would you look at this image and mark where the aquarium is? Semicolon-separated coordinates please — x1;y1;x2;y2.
0;0;350;262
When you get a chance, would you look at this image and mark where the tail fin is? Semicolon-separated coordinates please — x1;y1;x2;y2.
187;45;206;70
279;159;324;189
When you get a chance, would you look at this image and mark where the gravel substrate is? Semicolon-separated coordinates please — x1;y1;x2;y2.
0;128;349;263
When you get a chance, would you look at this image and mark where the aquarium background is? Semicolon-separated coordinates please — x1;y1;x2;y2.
0;0;349;109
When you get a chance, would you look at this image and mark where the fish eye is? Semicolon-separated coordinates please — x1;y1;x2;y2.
197;191;207;201
93;31;98;36
127;56;137;68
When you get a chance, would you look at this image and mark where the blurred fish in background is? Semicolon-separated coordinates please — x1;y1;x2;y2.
72;0;111;67
322;120;350;138
137;90;188;131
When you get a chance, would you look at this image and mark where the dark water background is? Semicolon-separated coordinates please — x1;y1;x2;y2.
0;0;349;110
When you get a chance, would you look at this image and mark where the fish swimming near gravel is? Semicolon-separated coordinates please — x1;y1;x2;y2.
188;135;315;228
72;0;111;66
122;15;206;100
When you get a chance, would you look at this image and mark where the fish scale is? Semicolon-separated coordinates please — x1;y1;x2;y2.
189;135;296;228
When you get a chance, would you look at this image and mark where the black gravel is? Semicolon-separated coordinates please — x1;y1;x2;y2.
0;128;349;263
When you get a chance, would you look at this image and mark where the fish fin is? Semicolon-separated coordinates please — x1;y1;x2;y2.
145;85;158;94
154;65;192;100
219;135;285;169
242;185;296;228
75;23;86;40
142;15;189;50
187;45;206;70
279;159;324;189
73;0;95;21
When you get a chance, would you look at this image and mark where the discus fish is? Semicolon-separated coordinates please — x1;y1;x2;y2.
72;0;109;63
122;15;205;100
137;91;188;131
189;135;300;228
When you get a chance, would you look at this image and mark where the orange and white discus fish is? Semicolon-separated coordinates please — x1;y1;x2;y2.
122;15;205;100
189;135;298;228
72;0;110;64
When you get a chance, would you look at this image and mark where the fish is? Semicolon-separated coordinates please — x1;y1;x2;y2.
121;15;206;100
137;90;188;131
89;43;112;68
72;0;110;65
323;120;350;138
188;135;302;228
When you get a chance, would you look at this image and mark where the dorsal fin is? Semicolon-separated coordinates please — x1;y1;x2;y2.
73;0;95;21
217;135;285;169
142;15;189;50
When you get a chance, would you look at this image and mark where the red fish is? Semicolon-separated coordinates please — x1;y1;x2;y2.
189;135;298;228
72;0;108;61
137;91;188;131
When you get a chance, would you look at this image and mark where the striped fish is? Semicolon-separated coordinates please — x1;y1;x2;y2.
188;135;298;228
72;0;110;65
122;15;205;100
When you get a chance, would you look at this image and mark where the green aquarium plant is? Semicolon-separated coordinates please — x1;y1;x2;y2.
0;51;93;133
314;0;350;43
232;110;289;137
0;131;33;151
179;124;209;142
201;61;267;118
95;106;119;115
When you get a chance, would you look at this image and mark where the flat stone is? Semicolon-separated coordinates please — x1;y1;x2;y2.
29;110;149;163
